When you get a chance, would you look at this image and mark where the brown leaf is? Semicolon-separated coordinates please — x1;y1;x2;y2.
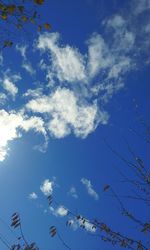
44;23;51;30
50;226;57;237
103;185;110;192
34;0;44;5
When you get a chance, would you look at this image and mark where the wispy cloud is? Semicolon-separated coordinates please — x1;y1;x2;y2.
3;78;18;99
22;62;35;75
133;0;150;15
0;70;21;101
29;192;38;200
68;187;78;199
16;44;27;59
81;178;99;200
16;44;35;75
0;53;3;66
37;32;87;83
0;93;7;105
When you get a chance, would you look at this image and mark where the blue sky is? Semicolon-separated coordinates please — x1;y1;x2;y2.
0;0;150;249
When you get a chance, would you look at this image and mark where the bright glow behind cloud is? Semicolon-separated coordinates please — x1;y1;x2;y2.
0;109;46;161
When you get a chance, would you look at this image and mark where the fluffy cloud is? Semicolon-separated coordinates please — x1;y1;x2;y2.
26;87;108;138
106;15;125;28
24;23;138;142
50;205;68;217
0;0;149;162
36;30;133;99
81;178;99;200
0;109;46;161
36;27;136;104
40;179;54;196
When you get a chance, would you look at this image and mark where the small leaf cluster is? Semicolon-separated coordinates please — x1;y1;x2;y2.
0;0;51;48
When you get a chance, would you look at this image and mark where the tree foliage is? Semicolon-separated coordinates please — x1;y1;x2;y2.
0;0;51;48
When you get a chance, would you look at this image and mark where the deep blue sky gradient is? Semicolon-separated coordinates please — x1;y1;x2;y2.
0;1;149;250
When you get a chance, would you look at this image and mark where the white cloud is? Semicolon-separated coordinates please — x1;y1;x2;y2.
78;219;96;233
68;218;96;233
16;44;35;75
0;70;21;101
3;78;18;99
87;28;134;83
22;62;35;75
0;1;149;162
133;0;150;15
23;88;43;98
87;33;112;78
50;205;68;217
81;178;99;200
0;93;7;105
68;187;78;199
29;192;38;200
56;206;68;216
0;53;3;66
40;179;53;196
106;15;125;28
98;82;124;103
37;32;87;83
49;204;96;233
34;25;143;116
16;44;27;59
26;87;107;138
0;109;46;161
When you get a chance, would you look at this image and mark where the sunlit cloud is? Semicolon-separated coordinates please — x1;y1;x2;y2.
0;109;46;161
50;205;68;217
26;87;107;138
0;0;149;161
40;179;54;196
